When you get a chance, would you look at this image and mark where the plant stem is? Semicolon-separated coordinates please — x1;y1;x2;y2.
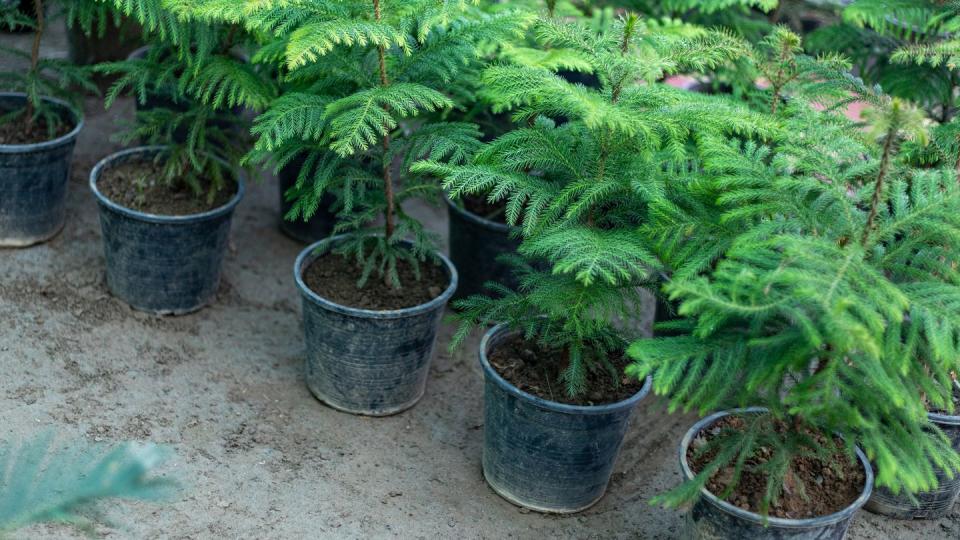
373;0;395;242
25;0;44;133
861;124;898;247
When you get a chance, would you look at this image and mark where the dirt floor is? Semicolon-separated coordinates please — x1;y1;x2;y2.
2;24;958;540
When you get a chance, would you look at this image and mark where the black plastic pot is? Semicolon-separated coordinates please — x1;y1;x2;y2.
865;388;960;519
294;235;458;416
479;323;652;513
277;156;336;243
89;146;244;315
0;93;82;247
68;18;142;65
681;408;874;539
445;196;519;300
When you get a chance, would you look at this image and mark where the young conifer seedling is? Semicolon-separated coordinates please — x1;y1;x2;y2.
628;76;960;522
417;14;774;400
177;0;529;293
94;0;275;204
170;0;532;416
0;0;96;139
416;12;779;512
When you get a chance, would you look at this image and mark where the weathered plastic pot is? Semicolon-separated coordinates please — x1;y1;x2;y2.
865;390;960;519
90;146;244;315
294;235;458;416
681;408;874;539
446;196;520;300
277;155;336;243
0;93;82;247
479;323;652;513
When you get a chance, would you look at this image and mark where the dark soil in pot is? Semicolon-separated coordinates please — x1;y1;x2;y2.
301;252;449;310
688;415;866;519
489;334;642;406
96;160;235;216
681;408;873;539
0;116;72;145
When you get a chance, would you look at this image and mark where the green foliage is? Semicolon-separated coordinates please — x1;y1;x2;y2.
419;14;773;397
0;433;175;534
628;74;960;511
810;0;960;123
180;0;529;289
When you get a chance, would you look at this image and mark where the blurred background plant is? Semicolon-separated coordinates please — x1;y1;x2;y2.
0;433;176;535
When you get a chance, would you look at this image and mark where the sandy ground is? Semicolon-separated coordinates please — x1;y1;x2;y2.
1;23;958;540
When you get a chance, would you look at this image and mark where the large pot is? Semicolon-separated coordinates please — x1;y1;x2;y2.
0;93;82;247
865;385;960;519
681;408;874;539
479;323;651;513
445;196;519;300
294;235;458;416
90;146;244;315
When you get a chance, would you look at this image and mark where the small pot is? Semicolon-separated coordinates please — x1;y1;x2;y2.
445;196;519;300
681;408;874;539
89;146;244;315
865;389;960;519
277;155;336;243
293;235;458;416
0;93;83;247
479;323;652;513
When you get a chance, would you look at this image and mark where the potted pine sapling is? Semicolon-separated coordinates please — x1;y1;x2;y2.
416;14;773;512
88;0;271;314
185;0;527;415
0;0;95;246
628;93;960;537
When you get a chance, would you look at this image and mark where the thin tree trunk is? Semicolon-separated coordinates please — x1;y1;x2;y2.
25;0;44;133
861;125;897;247
373;0;395;243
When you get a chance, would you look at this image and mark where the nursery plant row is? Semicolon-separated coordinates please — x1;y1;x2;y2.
2;0;960;538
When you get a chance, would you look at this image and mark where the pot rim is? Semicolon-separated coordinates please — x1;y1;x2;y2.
680;407;875;529
294;233;459;319
89;146;245;224
928;380;960;426
444;194;512;233
0;92;83;153
479;322;652;415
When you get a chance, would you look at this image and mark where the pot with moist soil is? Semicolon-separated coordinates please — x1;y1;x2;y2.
865;381;960;520
446;195;519;300
478;323;652;513
277;155;336;243
89;146;243;315
681;408;874;539
293;235;458;416
0;93;82;247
